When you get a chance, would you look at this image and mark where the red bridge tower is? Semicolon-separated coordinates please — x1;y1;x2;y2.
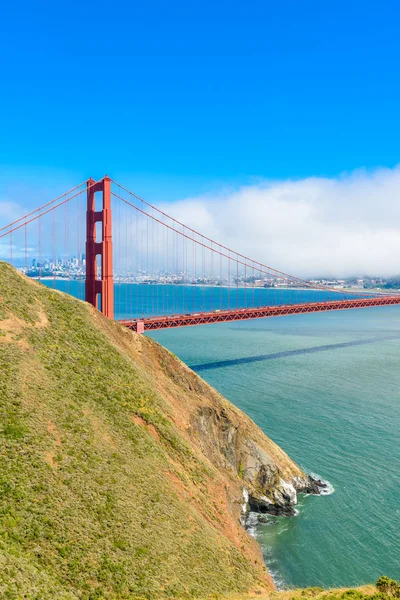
85;177;114;319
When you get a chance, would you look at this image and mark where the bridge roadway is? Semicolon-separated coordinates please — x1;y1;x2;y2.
119;294;400;332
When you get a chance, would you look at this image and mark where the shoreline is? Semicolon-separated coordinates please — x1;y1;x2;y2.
31;277;387;294
245;474;333;590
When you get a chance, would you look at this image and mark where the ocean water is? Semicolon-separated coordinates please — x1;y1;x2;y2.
149;306;400;589
44;281;400;588
42;280;366;319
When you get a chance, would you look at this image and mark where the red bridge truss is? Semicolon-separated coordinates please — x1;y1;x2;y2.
120;295;400;332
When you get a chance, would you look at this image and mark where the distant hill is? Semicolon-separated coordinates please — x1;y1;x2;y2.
0;262;318;599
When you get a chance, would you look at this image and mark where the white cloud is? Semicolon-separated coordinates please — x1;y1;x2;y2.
2;165;400;278
160;166;400;277
0;200;22;227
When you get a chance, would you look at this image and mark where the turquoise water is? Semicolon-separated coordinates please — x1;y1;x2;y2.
44;281;400;588
149;307;400;589
41;280;366;319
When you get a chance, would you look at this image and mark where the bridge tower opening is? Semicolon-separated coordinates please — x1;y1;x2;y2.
85;176;114;319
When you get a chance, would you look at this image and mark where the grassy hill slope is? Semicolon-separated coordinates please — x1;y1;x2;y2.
0;262;314;599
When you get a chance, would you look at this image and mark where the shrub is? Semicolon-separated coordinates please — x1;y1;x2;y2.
376;577;400;597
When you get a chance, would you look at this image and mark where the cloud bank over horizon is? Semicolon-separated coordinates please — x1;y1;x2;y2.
161;165;400;278
1;165;400;279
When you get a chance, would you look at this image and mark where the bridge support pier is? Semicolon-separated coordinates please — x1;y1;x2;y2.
85;177;114;319
135;321;145;334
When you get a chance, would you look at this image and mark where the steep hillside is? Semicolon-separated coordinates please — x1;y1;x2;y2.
0;262;320;599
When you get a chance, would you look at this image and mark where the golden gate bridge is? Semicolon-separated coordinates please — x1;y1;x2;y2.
1;175;400;332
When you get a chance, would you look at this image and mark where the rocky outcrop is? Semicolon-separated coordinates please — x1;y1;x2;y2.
193;405;324;517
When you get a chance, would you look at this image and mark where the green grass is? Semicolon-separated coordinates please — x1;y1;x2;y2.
0;263;263;599
273;578;400;600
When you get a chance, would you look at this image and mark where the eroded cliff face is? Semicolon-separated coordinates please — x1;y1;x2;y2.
139;336;323;523
193;405;321;518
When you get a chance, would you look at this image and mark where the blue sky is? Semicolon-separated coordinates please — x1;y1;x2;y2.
1;0;399;202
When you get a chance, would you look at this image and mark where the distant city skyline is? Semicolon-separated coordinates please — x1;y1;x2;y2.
12;253;399;291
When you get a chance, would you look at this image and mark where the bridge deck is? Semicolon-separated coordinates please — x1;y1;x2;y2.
119;295;400;332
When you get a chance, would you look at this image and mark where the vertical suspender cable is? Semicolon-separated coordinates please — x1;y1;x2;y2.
52;208;55;288
220;246;222;310
39;216;42;281
236;256;239;308
24;218;27;273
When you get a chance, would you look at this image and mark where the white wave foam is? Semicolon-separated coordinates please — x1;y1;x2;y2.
308;471;335;495
245;511;260;537
261;547;286;590
277;526;290;535
268;569;286;590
